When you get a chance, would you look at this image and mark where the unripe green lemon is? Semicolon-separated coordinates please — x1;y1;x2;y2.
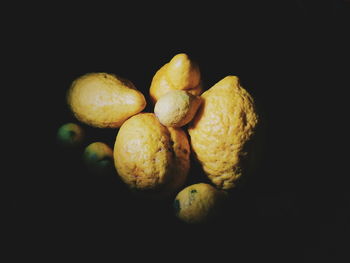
56;123;84;147
83;142;114;175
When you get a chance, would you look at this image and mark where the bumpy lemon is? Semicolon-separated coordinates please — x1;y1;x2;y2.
188;76;258;190
114;113;190;196
83;142;114;174
154;90;202;127
67;73;146;128
56;122;84;147
174;183;227;224
149;53;202;103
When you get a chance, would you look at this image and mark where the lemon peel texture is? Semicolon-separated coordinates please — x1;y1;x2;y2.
114;113;190;196
188;76;258;190
67;73;146;128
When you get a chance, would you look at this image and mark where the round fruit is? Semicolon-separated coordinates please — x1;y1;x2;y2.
56;123;84;147
149;53;202;103
67;72;146;128
154;90;202;127
113;113;190;196
174;183;227;224
188;76;258;190
83;142;114;174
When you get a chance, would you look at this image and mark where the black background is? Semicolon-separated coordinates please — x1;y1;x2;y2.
10;1;349;262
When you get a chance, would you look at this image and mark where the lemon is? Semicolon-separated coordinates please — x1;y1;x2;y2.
56;122;84;147
67;73;146;128
149;53;202;103
188;76;258;189
174;183;227;224
113;113;190;196
154;90;202;127
83;142;114;175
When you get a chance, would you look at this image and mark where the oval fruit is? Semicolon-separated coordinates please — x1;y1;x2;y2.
113;113;190;196
67;73;146;128
154;90;202;127
83;142;114;175
188;76;258;190
56;122;84;147
149;53;202;103
174;183;227;224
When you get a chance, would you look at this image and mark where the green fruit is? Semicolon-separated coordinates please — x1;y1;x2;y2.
57;123;84;147
83;142;114;175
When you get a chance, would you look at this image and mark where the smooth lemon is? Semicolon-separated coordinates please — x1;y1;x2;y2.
154;90;202;127
56;122;84;147
83;142;114;175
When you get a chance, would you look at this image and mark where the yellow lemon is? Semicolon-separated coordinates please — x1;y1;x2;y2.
154;90;202;127
113;113;190;197
149;53;202;103
67;73;146;128
174;183;227;224
83;142;114;175
188;76;258;190
56;122;84;147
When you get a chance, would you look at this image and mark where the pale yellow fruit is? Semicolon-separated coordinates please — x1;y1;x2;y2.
113;113;190;196
149;53;202;103
188;76;258;190
83;142;114;175
67;73;146;128
154;90;202;127
174;183;227;224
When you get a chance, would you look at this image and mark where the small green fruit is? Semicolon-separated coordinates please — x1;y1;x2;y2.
57;123;84;147
83;142;114;175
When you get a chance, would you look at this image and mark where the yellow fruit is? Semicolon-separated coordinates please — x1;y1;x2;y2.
83;142;114;174
57;123;84;147
154;90;202;127
166;53;201;90
67;73;146;128
149;53;202;103
113;113;190;196
174;183;227;224
188;76;258;190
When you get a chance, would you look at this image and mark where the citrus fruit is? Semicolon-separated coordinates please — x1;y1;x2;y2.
83;142;114;175
56;122;84;147
174;183;227;224
113;113;190;196
67;72;146;128
149;53;202;103
188;76;258;189
154;90;202;127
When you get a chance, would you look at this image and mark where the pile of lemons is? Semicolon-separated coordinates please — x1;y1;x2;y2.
57;53;258;224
